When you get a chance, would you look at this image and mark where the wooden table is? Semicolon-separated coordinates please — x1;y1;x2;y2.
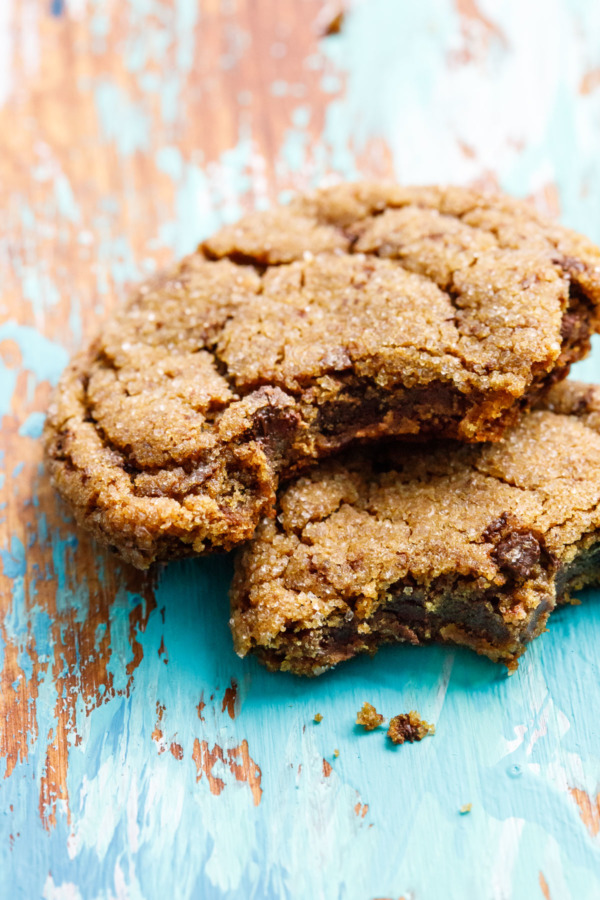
1;2;600;897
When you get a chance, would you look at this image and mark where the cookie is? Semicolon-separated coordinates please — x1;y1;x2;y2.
230;382;600;675
45;183;600;567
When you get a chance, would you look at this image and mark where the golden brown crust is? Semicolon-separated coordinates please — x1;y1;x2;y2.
230;382;600;674
45;183;600;567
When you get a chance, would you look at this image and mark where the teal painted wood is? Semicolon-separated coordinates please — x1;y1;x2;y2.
1;1;600;898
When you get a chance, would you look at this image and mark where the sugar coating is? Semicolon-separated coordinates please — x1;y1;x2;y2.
45;183;600;567
230;382;600;674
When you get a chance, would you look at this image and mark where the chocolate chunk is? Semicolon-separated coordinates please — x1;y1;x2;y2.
561;312;583;342
482;513;511;542
493;532;541;578
253;404;300;443
554;255;587;275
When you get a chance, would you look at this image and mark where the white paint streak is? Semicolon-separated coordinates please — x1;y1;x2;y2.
490;818;525;900
434;648;455;712
42;876;83;900
391;0;568;184
66;0;91;18
503;723;528;755
19;0;40;80
0;0;14;107
127;778;139;854
113;861;129;900
262;722;376;900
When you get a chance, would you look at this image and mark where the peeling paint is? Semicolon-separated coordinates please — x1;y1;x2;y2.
569;787;600;838
222;678;238;720
539;872;552;900
192;738;262;806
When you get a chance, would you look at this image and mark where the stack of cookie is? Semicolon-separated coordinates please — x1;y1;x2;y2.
45;183;600;675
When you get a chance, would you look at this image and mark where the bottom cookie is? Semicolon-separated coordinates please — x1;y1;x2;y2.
230;381;600;675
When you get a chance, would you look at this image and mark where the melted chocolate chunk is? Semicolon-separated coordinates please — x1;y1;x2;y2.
554;255;588;275
484;514;545;579
493;532;541;579
252;403;300;443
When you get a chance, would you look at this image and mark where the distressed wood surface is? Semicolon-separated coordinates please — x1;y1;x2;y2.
1;1;600;898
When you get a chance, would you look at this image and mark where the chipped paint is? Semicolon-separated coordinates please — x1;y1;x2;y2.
580;68;600;96
539;872;552;900
192;739;262;806
569;787;600;838
222;678;239;720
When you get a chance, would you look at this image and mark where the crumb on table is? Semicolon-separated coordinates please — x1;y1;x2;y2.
459;803;472;815
333;749;339;758
314;713;323;723
322;9;344;35
356;702;385;731
387;711;435;745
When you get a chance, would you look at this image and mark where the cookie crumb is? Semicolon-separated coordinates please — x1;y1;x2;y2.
333;749;340;758
387;711;435;745
459;803;472;815
322;9;344;35
314;713;323;723
356;702;384;731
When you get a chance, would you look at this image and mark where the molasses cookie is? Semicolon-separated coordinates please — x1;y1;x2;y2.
230;382;600;674
45;184;600;566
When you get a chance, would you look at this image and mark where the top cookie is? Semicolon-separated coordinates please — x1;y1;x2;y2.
45;183;600;567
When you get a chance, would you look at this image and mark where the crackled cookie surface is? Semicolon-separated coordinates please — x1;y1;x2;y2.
230;382;600;674
45;183;600;566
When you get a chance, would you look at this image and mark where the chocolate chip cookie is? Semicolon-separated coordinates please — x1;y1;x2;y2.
230;381;600;674
45;183;600;567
